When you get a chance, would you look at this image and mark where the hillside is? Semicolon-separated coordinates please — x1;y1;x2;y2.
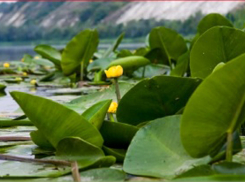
0;1;245;42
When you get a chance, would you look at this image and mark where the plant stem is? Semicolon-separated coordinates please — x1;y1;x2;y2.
0;136;31;141
109;113;115;122
114;78;121;103
80;62;84;81
0;154;71;166
226;132;233;162
142;66;146;78
71;161;81;182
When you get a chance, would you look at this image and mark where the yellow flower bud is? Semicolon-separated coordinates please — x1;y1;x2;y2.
22;72;28;76
3;62;10;68
108;102;118;113
34;56;40;60
30;79;37;85
21;58;24;62
89;59;93;63
104;65;123;78
15;77;22;82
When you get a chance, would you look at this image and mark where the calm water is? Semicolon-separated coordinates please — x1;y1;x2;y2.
0;43;144;61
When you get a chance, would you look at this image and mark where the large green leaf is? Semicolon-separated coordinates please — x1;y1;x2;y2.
10;91;103;148
67;82;134;114
190;26;245;79
181;54;245;158
103;146;126;162
61;29;99;76
30;130;54;150
100;121;138;148
117;76;202;125
123;115;209;178
56;137;104;165
0;161;70;178
81;100;112;130
175;162;245;181
170;52;189;77
34;44;61;69
103;33;124;58
0;84;6;95
198;13;233;35
149;27;187;66
87;57;114;72
108;56;150;74
21;168;126;182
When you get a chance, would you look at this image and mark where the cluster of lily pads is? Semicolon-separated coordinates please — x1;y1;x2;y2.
1;13;245;181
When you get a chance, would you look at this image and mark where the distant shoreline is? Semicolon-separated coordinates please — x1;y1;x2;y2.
0;37;145;47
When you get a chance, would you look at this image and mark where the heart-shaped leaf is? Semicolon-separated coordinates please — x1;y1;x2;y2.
10;91;103;148
117;76;202;125
198;13;233;35
123;115;209;179
61;29;99;76
181;54;245;158
82;100;112;130
190;26;245;79
149;27;187;65
34;44;61;69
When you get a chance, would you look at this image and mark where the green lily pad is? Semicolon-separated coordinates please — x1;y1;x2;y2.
123;115;209;179
10;91;103;148
190;26;245;79
181;54;245;158
117;76;202;125
100;121;138;149
198;13;233;35
82;100;111;130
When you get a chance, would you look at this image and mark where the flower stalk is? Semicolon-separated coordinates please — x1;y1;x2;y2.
114;78;121;102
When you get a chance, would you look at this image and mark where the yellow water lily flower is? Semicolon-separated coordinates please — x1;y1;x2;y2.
15;77;22;82
89;59;93;63
104;65;123;78
22;72;28;76
108;102;118;114
30;79;37;85
34;56;40;60
3;62;10;68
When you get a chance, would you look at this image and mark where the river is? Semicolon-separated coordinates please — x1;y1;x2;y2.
0;43;144;61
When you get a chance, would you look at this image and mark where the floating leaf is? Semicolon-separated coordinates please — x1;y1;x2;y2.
103;33;124;58
56;137;104;166
10;91;103;148
181;54;245;158
190;26;245;79
108;56;150;75
100;121;138;149
117;76;201;125
149;27;187;65
61;29;99;76
34;44;61;69
123;115;209;178
198;13;233;35
82;100;112;130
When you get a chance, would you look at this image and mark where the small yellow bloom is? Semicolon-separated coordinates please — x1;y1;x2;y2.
34;56;40;60
108;102;118;114
30;79;37;85
89;59;93;63
104;65;123;78
21;58;24;62
15;77;22;82
22;72;28;76
3;62;10;68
